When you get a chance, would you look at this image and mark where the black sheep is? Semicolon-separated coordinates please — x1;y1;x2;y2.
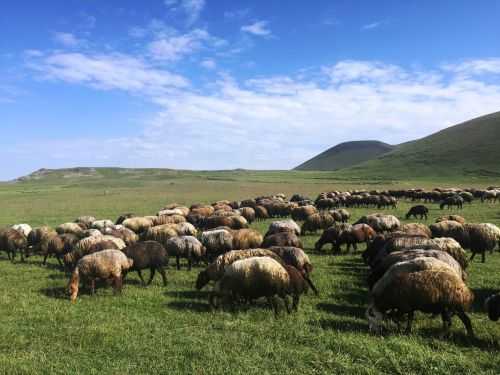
405;205;429;220
122;241;169;286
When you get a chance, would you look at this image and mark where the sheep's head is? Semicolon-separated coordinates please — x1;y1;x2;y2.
485;294;500;321
195;270;210;290
365;304;385;334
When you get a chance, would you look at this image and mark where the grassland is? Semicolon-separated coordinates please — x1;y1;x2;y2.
1;170;500;374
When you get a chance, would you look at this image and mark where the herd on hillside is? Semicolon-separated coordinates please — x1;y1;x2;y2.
2;186;500;339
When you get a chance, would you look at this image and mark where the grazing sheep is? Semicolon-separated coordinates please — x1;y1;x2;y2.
330;209;350;223
202;215;249;230
0;228;28;262
39;233;76;266
291;205;317;222
75;216;96;228
440;195;464;210
301;213;334;235
12;224;32;238
83;229;103;238
122;217;154;234
142;225;179;247
231;229;263;250
153;214;187;226
195;249;283;290
200;229;234;261
166;236;206;270
91;220;114;231
263;232;303;249
56;223;84;237
68;249;134;302
366;257;474;338
354;214;400;233
314;223;352;252
367;249;467;290
28;226;54;250
466;223;500;263
212;257;309;316
115;213;135;225
435;215;466;225
238;207;256;224
122;241;169;286
102;226;138;246
190;206;215;217
401;223;432;238
485;294;500;321
405;205;429;220
429;220;470;248
63;238;119;270
265;220;301;237
336;223;376;253
432;237;469;270
254;205;270;220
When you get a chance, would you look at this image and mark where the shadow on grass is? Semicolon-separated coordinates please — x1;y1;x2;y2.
26;259;64;271
40;286;68;300
316;302;366;318
315;318;368;332
165;290;208;300
418;326;500;351
166;301;211;313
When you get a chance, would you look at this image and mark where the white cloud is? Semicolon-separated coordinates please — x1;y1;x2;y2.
362;21;382;30
443;59;500;76
165;0;205;25
29;52;188;95
53;32;82;47
23;58;500;172
149;29;226;61
200;59;216;69
241;21;271;36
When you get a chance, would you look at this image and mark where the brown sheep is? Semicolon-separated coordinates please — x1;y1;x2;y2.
231;229;263;250
435;215;466;225
291;205;317;222
263;232;303;249
254;205;270;220
401;223;432;238
301;213;334;235
0;228;28;262
336;223;376;253
238;207;256;224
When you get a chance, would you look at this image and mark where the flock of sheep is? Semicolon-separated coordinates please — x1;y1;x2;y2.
1;186;500;339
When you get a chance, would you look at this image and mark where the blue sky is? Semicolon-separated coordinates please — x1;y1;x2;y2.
1;0;500;180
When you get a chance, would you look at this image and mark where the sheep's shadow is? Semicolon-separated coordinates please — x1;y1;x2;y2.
165;290;207;300
316;302;366;318
39;286;68;300
418;326;499;350
27;259;64;271
48;272;68;280
166;301;211;313
313;318;369;333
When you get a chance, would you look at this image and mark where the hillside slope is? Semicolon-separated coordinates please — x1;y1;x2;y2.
345;111;500;178
295;141;395;171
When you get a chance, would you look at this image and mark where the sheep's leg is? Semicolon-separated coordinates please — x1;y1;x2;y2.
353;242;358;252
158;267;167;286
268;296;280;318
469;252;476;262
147;268;156;285
89;279;96;295
20;249;25;263
187;257;192;271
440;310;452;338
456;309;474;339
137;269;146;285
113;276;123;294
42;253;49;265
482;251;486;263
176;256;181;270
292;294;300;312
405;311;414;334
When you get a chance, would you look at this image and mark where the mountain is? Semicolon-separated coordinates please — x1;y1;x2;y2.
345;111;500;178
294;141;395;171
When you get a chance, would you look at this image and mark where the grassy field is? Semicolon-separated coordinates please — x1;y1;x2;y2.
1;170;500;374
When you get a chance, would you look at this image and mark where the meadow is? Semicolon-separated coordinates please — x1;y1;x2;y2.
1;170;500;374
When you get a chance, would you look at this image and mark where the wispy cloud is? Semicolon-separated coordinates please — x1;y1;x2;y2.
361;21;382;30
53;32;82;47
200;58;216;69
443;58;500;76
241;21;272;36
165;0;206;26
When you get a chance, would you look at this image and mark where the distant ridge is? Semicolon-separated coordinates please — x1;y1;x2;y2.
294;140;395;171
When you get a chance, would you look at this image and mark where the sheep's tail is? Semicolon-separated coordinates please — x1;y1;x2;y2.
68;267;80;303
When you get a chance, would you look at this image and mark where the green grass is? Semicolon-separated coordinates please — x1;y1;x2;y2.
2;170;500;374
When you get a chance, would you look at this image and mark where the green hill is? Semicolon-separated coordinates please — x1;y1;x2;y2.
345;111;500;178
294;141;395;171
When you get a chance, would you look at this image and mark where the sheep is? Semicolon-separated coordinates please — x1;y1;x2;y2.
27;226;54;250
291;205;317;222
263;232;303;249
11;224;32;238
354;214;400;233
190;205;215;217
115;213;135;225
366;257;474;338
211;257;310;316
142;225;179;247
429;220;470;248
39;233;77;266
405;205;429;220
122;241;169;286
265;220;301;237
83;229;103;238
254;205;270;220
367;249;467;290
301;213;334;235
202;215;249;230
231;229;263;250
466;223;500;263
195;249;283;290
122;217;154;234
101;226;138;246
68;249;134;302
91;220;114;231
432;237;469;270
63;237;120;270
330;209;350;223
158;208;185;217
314;223;352;252
200;229;234;261
56;223;84;237
440;195;464;210
238;207;256;224
335;223;376;253
435;215;466;225
268;246;318;294
166;236;206;270
0;228;28;262
401;223;432;238
485;294;500;321
75;216;96;228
